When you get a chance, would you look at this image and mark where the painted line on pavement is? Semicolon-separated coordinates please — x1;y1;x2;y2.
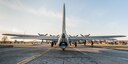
74;48;87;55
17;49;51;64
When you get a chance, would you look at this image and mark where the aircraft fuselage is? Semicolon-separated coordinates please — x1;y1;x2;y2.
58;33;69;50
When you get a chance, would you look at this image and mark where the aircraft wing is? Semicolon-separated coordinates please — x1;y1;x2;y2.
2;34;58;40
2;34;38;37
2;34;126;40
69;35;126;41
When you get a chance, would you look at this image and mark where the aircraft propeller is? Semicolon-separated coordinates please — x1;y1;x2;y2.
80;34;90;37
38;33;48;36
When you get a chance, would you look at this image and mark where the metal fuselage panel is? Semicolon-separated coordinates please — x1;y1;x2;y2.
57;4;69;49
57;33;69;49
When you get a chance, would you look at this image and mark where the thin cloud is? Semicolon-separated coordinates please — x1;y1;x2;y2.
0;0;79;22
0;0;59;18
0;0;86;35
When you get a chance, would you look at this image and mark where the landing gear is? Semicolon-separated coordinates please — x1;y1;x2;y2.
69;41;72;46
62;48;65;51
51;42;54;47
91;40;94;47
74;42;77;47
84;40;86;46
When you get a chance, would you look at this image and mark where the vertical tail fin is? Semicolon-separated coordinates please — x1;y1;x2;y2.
62;3;66;33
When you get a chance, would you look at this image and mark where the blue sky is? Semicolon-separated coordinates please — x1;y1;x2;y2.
0;0;128;38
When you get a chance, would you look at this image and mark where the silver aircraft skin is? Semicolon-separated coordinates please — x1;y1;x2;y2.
57;4;69;50
2;4;126;51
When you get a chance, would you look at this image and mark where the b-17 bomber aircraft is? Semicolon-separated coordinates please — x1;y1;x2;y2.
2;4;126;51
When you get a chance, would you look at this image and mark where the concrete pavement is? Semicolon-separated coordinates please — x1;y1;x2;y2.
0;44;128;64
